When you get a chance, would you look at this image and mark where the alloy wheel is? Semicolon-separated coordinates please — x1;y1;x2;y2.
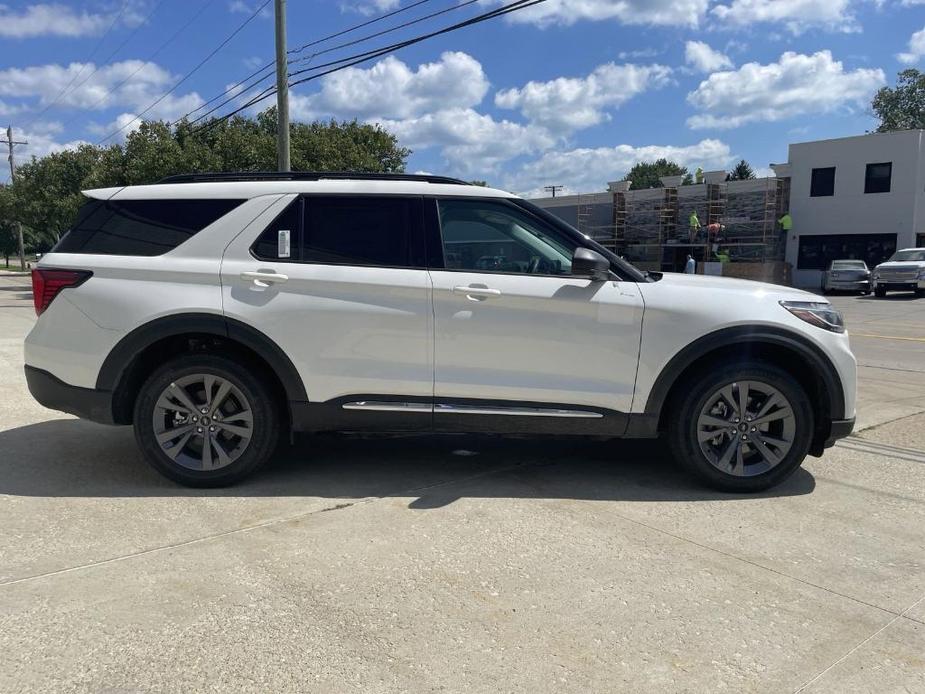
152;374;254;471
695;380;795;477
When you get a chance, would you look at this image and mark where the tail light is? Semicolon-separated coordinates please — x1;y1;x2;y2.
32;268;92;316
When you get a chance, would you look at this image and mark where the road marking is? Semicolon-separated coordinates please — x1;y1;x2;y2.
852;332;925;342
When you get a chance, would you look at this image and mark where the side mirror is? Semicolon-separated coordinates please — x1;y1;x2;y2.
572;247;611;281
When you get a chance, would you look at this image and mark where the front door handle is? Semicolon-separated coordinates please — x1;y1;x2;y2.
453;285;502;300
241;271;289;288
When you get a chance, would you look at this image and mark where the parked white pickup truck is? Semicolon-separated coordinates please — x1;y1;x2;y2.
872;248;925;298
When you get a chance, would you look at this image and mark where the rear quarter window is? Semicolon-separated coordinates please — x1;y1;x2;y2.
53;198;245;256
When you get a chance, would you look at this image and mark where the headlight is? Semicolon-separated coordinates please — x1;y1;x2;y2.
780;301;845;333
918;269;925;280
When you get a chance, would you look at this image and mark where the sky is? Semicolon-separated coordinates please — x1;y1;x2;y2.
0;0;920;195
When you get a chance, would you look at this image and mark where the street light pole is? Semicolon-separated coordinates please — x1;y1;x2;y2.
274;0;291;172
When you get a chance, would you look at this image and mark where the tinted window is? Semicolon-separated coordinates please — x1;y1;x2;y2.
810;167;835;197
301;196;417;267
252;199;302;261
54;198;244;256
798;233;896;270
437;198;575;275
864;162;891;194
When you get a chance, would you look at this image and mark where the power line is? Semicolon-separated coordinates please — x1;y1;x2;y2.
175;0;442;128
56;0;170;117
288;0;434;56
286;0;545;82
195;0;546;134
70;0;219;132
95;0;271;145
286;0;480;70
23;0;132;129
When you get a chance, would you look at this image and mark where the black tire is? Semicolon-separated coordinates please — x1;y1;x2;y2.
667;360;814;493
134;354;281;487
874;287;887;298
915;288;925;299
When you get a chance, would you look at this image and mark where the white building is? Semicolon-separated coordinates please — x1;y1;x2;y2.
783;129;925;287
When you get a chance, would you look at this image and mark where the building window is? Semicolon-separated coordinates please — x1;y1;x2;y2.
864;162;892;194
797;233;896;271
809;167;835;197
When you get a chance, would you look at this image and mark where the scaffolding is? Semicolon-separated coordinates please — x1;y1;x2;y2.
608;177;788;270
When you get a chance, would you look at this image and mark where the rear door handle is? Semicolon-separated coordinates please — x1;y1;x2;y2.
453;285;502;300
241;271;289;287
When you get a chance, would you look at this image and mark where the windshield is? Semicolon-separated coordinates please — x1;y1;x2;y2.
831;260;867;269
887;249;925;262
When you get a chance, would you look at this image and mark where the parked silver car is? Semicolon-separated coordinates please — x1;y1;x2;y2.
823;260;871;294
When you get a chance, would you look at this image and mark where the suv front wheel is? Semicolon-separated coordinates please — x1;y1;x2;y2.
134;354;280;487
668;360;814;492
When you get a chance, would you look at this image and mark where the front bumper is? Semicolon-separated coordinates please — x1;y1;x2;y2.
25;365;115;424
821;417;855;450
873;280;924;292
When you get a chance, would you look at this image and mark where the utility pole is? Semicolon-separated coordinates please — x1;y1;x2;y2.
544;185;563;198
274;0;291;172
5;125;27;271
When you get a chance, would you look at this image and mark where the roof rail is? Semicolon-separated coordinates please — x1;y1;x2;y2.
156;171;471;185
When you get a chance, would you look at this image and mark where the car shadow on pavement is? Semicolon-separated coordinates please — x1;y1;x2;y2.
857;293;920;301
0;418;815;506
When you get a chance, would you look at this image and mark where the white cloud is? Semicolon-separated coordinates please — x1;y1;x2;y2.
0;3;112;38
686;51;885;129
684;41;733;73
291;52;489;121
0;60;204;125
505;139;734;196
480;0;708;27
228;1;271;18
378;108;555;177
341;0;400;17
494;62;672;134
711;0;859;34
897;25;925;64
618;48;660;60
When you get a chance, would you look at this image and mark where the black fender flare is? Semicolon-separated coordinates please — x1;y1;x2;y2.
643;325;846;422
97;313;308;403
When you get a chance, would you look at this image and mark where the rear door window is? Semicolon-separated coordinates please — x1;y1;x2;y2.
54;198;245;256
300;196;423;268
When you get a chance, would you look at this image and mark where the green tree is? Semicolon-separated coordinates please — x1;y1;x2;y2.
623;158;690;189
873;69;925;132
469;180;488;187
726;159;756;181
3;109;412;240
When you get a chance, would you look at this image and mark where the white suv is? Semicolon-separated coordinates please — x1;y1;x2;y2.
872;248;925;298
25;173;856;492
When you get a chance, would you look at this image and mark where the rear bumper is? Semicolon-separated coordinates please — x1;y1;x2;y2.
25;365;115;424
827;280;870;290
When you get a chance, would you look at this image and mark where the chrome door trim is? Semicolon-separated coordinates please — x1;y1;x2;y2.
341;401;604;418
434;403;603;418
342;401;433;413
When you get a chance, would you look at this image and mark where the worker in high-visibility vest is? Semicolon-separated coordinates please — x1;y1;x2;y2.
778;212;793;231
689;210;701;242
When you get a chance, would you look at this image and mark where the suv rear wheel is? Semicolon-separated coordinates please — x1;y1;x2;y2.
134;354;280;487
668;360;813;492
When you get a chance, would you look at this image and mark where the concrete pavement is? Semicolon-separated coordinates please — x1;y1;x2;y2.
1;273;923;693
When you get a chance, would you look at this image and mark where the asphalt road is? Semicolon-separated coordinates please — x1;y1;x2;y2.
1;272;923;693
